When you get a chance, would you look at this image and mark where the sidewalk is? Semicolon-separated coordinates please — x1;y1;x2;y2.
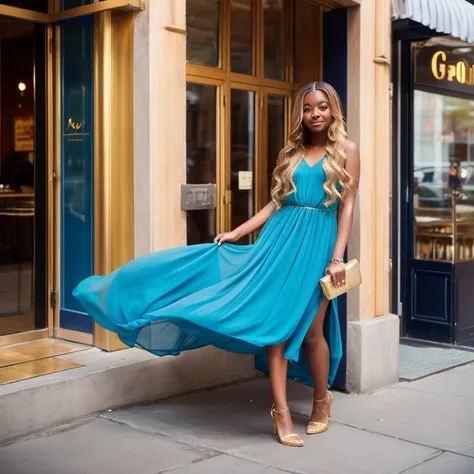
1;362;474;474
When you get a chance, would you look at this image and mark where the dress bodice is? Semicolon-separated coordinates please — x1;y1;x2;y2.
283;158;340;211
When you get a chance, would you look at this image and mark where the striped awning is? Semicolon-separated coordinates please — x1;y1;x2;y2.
392;0;474;43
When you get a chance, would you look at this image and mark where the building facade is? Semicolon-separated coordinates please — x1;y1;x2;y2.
0;0;396;393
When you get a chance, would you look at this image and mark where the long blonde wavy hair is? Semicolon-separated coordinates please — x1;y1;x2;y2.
271;81;351;209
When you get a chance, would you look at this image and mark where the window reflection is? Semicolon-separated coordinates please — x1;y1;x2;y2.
0;0;47;12
186;83;217;244
413;90;474;261
187;0;220;68
230;0;253;75
267;95;286;200
0;19;36;335
264;0;286;81
231;89;255;244
61;0;93;9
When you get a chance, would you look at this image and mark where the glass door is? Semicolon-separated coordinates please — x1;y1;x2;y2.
229;87;257;244
0;0;142;346
263;91;288;202
186;81;221;245
0;16;41;340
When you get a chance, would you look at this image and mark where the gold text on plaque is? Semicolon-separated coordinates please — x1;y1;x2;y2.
431;50;474;85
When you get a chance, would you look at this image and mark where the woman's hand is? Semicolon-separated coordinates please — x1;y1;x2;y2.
214;229;241;246
326;261;346;288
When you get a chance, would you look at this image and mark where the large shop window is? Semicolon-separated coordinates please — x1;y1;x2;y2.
413;44;474;262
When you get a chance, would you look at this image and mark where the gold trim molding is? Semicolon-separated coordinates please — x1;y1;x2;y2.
0;0;144;23
93;11;134;352
55;328;93;346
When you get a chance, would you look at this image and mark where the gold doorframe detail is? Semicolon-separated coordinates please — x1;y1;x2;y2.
0;5;48;22
93;11;134;351
0;0;144;22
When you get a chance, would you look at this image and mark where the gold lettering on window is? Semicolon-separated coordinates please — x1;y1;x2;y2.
431;50;446;80
431;51;474;85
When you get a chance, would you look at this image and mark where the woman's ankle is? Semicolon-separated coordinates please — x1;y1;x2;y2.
273;403;290;413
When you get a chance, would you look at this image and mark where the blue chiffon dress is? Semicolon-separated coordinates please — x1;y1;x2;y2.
73;157;343;387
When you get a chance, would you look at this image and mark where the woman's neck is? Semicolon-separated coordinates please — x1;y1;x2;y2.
309;132;327;148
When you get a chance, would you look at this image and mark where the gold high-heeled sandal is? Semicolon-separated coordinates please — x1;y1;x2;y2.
306;391;333;435
270;404;304;447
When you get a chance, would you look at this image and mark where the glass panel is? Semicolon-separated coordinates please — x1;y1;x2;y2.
294;0;318;85
60;18;94;333
413;89;474;261
186;0;220;68
230;0;252;75
0;19;35;336
231;89;255;244
186;83;217;245
264;0;286;81
267;95;286;200
61;0;93;9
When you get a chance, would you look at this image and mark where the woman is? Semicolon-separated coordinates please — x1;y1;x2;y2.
74;81;360;448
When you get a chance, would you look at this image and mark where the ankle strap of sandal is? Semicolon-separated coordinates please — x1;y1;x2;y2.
314;392;329;403
272;406;290;414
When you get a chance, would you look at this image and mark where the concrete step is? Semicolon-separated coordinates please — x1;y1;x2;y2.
0;345;258;444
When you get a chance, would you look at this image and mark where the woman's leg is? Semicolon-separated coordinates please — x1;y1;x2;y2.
266;343;298;436
303;298;332;423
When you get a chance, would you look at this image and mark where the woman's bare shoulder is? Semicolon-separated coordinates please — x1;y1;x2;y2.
343;139;358;154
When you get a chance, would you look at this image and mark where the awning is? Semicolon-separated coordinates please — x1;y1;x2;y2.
392;0;474;43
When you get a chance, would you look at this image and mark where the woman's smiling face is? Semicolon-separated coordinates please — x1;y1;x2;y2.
302;90;332;134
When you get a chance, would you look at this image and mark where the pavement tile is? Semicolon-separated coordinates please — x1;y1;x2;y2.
401;362;474;403
167;454;285;474
0;417;212;474
403;452;474;474
316;385;474;457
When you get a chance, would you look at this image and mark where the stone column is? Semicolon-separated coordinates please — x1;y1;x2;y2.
346;0;400;392
134;0;187;256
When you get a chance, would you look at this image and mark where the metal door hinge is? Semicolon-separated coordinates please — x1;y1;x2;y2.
398;302;403;316
50;291;58;309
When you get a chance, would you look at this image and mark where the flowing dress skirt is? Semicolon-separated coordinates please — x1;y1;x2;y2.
74;159;343;386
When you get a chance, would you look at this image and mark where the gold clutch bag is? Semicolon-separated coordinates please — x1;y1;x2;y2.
320;259;361;300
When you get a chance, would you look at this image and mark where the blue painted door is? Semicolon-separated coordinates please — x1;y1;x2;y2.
59;16;95;334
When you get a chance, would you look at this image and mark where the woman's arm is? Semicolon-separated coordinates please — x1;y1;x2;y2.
326;140;361;287
215;200;276;245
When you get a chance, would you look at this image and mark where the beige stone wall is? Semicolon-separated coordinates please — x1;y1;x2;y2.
134;0;187;257
347;0;392;321
346;0;399;392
